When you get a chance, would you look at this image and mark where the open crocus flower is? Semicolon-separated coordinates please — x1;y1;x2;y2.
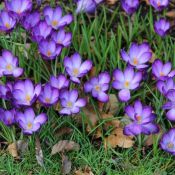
154;19;170;37
152;59;175;81
112;66;142;102
64;53;92;83
84;72;110;102
22;12;40;31
50;74;69;90
12;79;41;106
121;43;152;69
51;29;72;47
124;100;159;136
1;109;16;126
121;0;139;15
39;40;62;60
43;6;73;30
0;11;16;32
59;89;86;115
150;0;169;11
0;50;23;78
32;21;52;43
160;129;175;156
5;0;32;18
38;83;59;107
156;78;175;95
16;108;47;134
163;90;175;121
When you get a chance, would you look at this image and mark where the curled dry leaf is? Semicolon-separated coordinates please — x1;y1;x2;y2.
51;140;80;155
35;136;44;167
74;166;94;175
7;142;18;158
62;154;72;175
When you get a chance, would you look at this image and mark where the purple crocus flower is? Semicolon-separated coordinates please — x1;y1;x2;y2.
112;66;142;102
124;100;159;136
64;53;92;83
0;109;16;126
0;50;23;78
121;42;152;69
0;82;13;100
32;21;52;43
121;0;139;15
50;74;69;90
160;129;175;156
84;72;110;103
51;29;72;47
38;83;59;107
43;6;73;30
16;108;47;134
22;11;40;31
59;89;86;115
156;78;175;95
12;79;41;106
154;19;170;37
163;90;175;121
39;40;62;60
150;0;169;11
5;0;32;18
152;59;175;81
0;11;16;32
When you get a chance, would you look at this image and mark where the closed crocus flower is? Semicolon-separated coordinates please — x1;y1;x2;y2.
154;19;170;37
0;50;23;78
50;74;69;90
121;0;139;15
160;129;175;156
84;72;110;103
156;78;175;95
150;0;169;11
0;82;13;100
12;79;41;106
124;100;159;136
16;108;47;134
39;40;62;60
59;89;86;115
1;109;16;126
152;59;175;81
38;83;59;107
5;0;32;18
51;29;72;47
32;21;52;43
64;53;92;83
22;11;40;31
121;42;152;69
43;6;73;30
0;11;16;32
112;66;142;102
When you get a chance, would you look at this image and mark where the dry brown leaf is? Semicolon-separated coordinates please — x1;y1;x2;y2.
105;94;119;114
7;142;18;158
166;10;175;18
51;140;80;155
102;113;120;128
54;127;73;138
35;136;44;167
62;154;72;175
104;128;134;149
74;166;94;175
106;0;118;5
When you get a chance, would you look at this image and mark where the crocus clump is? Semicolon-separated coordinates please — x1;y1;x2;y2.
0;11;16;32
121;0;139;15
0;109;16;126
16;108;47;134
160;129;175;155
124;100;159;136
64;53;92;83
150;0;169;11
84;72;110;102
121;42;152;69
0;50;23;78
43;6;73;30
59;89;86;115
38;83;59;107
112;66;142;102
154;19;170;37
152;59;175;80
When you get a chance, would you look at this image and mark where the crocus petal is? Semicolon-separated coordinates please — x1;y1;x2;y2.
118;89;131;102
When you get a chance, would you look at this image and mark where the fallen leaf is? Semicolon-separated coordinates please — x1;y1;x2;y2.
74;166;94;175
7;142;18;158
54;127;73;138
105;94;119;114
51;140;80;155
16;140;28;156
106;0;118;5
62;154;72;175
35;136;44;167
166;10;175;18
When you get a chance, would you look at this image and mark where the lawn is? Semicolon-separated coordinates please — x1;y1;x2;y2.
0;0;175;175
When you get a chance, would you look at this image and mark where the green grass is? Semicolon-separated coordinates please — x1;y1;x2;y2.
0;0;175;174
